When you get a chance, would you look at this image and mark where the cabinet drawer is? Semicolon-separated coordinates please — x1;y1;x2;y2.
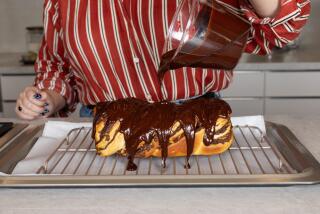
221;72;264;97
266;72;320;97
265;99;320;115
3;102;17;118
224;99;264;116
1;75;35;101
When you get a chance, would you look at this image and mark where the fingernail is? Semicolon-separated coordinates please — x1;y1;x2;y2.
40;109;49;116
34;93;42;100
44;103;49;107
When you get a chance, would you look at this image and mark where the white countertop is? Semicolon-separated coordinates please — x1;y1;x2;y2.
0;115;319;214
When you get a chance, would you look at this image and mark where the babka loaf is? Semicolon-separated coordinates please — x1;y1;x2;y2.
92;97;233;170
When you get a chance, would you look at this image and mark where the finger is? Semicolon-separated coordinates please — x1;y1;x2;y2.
16;87;42;120
36;99;53;117
25;89;46;107
25;89;53;117
39;91;49;101
40;109;51;118
19;99;42;117
21;96;45;114
37;91;51;109
42;104;55;117
15;103;37;121
16;110;35;121
26;87;50;106
25;86;42;97
19;105;40;118
40;93;53;116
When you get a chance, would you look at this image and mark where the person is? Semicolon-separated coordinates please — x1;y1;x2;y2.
16;0;310;120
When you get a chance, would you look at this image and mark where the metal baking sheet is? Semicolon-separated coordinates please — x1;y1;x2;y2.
0;124;28;151
0;122;319;187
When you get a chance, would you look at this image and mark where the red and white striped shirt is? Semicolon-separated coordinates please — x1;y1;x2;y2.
34;0;310;115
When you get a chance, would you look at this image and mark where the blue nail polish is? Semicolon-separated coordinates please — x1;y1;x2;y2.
44;103;49;107
40;112;45;116
34;93;42;100
44;109;49;113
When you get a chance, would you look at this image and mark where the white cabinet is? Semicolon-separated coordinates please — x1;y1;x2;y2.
221;71;265;116
2;102;16;118
266;72;320;97
265;99;320;115
221;72;264;97
222;70;320;116
1;75;35;101
224;99;264;116
0;74;35;118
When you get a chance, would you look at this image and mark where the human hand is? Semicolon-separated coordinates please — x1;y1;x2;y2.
16;86;66;120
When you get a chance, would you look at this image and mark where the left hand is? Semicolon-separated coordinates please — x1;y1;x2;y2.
16;87;66;120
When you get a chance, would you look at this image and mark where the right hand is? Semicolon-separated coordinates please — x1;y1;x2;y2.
16;86;66;121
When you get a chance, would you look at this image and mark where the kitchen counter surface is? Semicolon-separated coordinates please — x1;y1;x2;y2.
0;115;319;214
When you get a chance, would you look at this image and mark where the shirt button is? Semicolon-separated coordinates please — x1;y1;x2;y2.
133;57;140;63
146;94;153;102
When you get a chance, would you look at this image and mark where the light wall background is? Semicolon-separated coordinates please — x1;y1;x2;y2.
0;0;43;53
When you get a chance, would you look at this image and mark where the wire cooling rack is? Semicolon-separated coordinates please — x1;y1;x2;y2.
36;125;296;176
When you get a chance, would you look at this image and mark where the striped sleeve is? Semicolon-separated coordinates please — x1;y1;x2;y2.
34;0;78;116
240;0;311;55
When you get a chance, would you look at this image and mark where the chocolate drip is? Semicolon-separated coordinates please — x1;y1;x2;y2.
176;105;196;168
93;97;231;171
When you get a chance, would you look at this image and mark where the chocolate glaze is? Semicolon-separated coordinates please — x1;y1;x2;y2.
93;97;232;171
158;1;250;81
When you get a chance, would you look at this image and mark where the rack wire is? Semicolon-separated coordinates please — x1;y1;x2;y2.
36;125;297;176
